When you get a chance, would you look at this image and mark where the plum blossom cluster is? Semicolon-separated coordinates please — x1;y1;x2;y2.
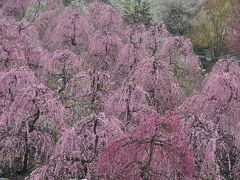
0;0;239;179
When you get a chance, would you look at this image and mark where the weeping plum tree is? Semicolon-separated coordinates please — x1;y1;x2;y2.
88;30;123;71
0;19;44;73
25;47;48;78
0;0;7;8
87;1;127;75
17;20;42;48
105;39;186;129
160;36;202;96
216;132;240;179
95;114;195;179
43;6;93;53
0;84;67;175
0;33;28;72
60;71;93;124
177;104;220;179
0;16;19;35
41;49;83;92
200;59;240;137
29;127;87;179
131;59;184;114
33;9;59;40
106;58;185;131
104;82;157;131
143;23;170;58
128;24;146;44
0;66;37;115
111;42;149;84
29;113;123;179
62;69;113;125
178;59;240;179
110;25;150;85
2;0;62;20
2;0;28;20
203;59;240;179
0;16;42;49
143;24;202;96
89;2;125;33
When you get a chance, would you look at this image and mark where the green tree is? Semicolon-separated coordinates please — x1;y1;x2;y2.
162;2;193;35
188;0;237;61
63;0;72;6
24;0;47;21
109;0;152;27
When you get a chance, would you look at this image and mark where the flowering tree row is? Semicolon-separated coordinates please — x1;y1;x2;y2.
0;0;239;179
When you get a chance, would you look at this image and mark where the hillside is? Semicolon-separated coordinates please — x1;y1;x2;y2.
0;0;239;179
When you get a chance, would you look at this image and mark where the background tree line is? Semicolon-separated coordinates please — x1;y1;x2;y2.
85;0;238;72
20;0;240;72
